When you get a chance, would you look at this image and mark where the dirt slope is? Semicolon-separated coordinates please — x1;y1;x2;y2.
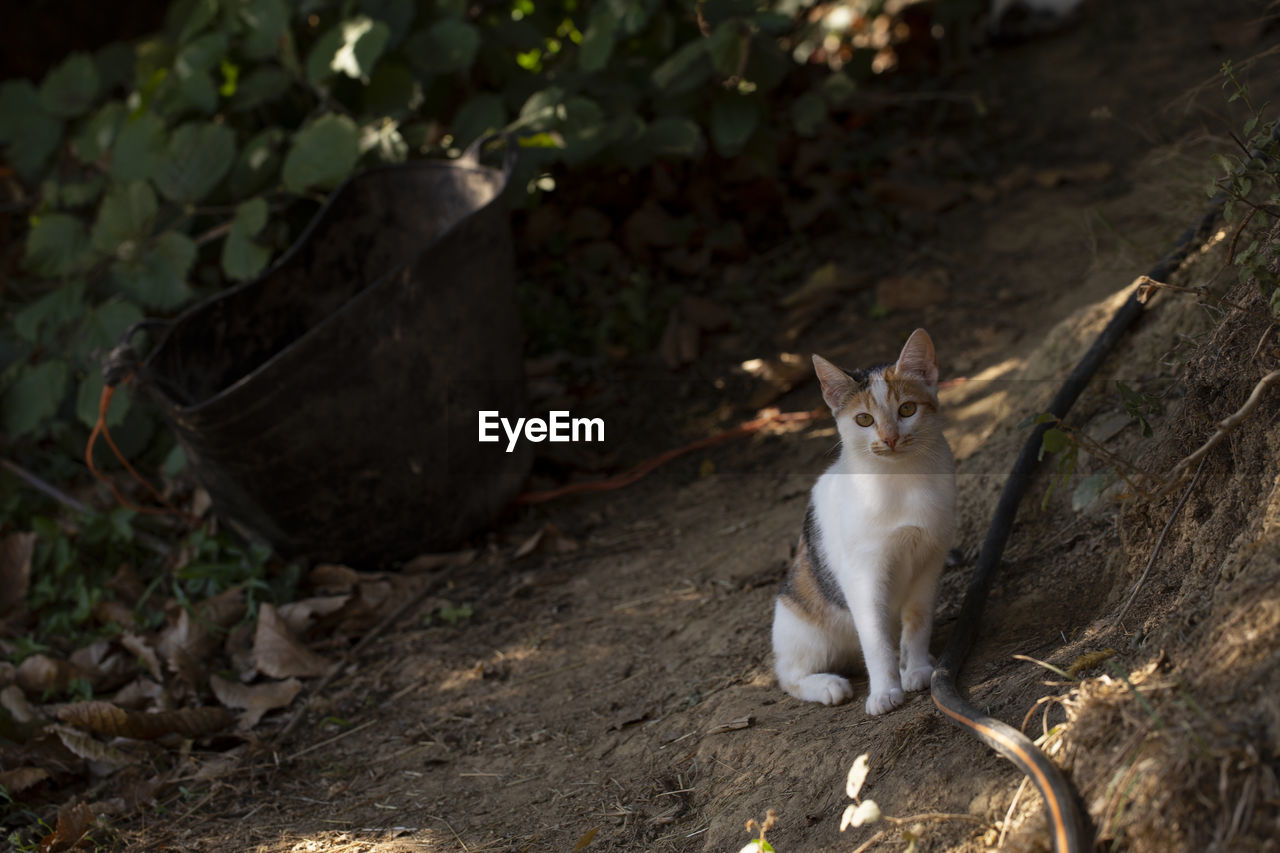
121;2;1280;851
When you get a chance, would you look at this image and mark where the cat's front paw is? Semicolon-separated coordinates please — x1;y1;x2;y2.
865;687;905;715
792;674;855;706
900;665;933;692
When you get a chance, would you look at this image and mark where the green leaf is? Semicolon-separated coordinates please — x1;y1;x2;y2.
221;197;272;281
743;33;790;92
707;19;747;77
362;61;422;117
178;0;219;44
111;114;167;182
239;0;290;59
0;81;63;183
518;87;565;131
282;114;360;193
91;181;159;256
111;232;196;309
176;31;229;76
13;281;87;343
1071;471;1109;512
77;300;144;360
579;4;619;72
4;360;70;437
360;0;416;49
73;101;127;163
229;127;284;198
559;96;609;164
94;42;137;94
1040;427;1069;456
154;121;236;203
39;53;100;118
77;372;131;429
652;39;710;94
709;93;760;157
305;25;345;85
229;66;292;111
308;16;391;84
25;215;94;277
635;117;706;163
407;19;480;74
166;70;219;115
451;93;506;147
59;175;108;208
332;17;390;80
791;91;827;137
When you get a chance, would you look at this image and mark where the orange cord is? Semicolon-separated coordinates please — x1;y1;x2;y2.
515;376;969;506
84;374;196;523
516;406;826;505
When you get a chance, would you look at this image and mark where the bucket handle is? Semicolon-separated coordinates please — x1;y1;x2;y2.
461;133;518;179
104;317;171;386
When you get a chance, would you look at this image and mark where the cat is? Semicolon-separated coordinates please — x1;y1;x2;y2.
772;329;957;715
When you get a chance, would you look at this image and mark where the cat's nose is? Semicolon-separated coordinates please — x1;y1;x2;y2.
883;435;898;450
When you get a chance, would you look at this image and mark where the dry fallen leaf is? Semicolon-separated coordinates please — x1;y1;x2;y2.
157;609;217;688
69;640;134;692
401;550;477;574
308;563;362;592
0;766;50;795
252;604;332;679
39;799;95;853
210;674;302;729
0;531;36;617
50;724;136;768
58;700;231;740
15;654;78;694
513;523;579;560
111;677;168;711
278;595;351;636
1;683;42;723
119;633;162;682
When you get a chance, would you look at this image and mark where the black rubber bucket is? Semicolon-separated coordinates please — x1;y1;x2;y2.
127;139;531;565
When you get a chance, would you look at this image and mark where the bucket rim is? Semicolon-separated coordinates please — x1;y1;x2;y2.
141;155;513;416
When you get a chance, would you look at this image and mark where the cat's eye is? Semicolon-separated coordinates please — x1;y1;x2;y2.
854;413;874;427
898;401;917;417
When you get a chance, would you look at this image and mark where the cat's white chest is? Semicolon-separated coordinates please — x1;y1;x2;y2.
815;463;955;562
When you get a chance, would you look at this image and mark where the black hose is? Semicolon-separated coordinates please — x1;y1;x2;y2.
929;187;1232;851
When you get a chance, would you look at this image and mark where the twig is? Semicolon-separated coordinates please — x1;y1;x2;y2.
1152;368;1280;499
426;813;471;852
1115;454;1208;626
287;718;378;761
1252;324;1274;362
1;457;172;554
998;777;1030;849
1134;276;1276;323
851;829;889;853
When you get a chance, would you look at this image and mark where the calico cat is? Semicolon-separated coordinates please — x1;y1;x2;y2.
772;329;957;715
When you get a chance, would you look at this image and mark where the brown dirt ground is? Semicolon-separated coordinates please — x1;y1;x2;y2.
119;2;1280;851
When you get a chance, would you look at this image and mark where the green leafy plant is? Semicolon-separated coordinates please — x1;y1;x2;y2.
1;0;881;447
1212;60;1280;311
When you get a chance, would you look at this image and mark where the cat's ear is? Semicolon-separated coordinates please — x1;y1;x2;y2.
896;329;939;389
813;354;855;411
